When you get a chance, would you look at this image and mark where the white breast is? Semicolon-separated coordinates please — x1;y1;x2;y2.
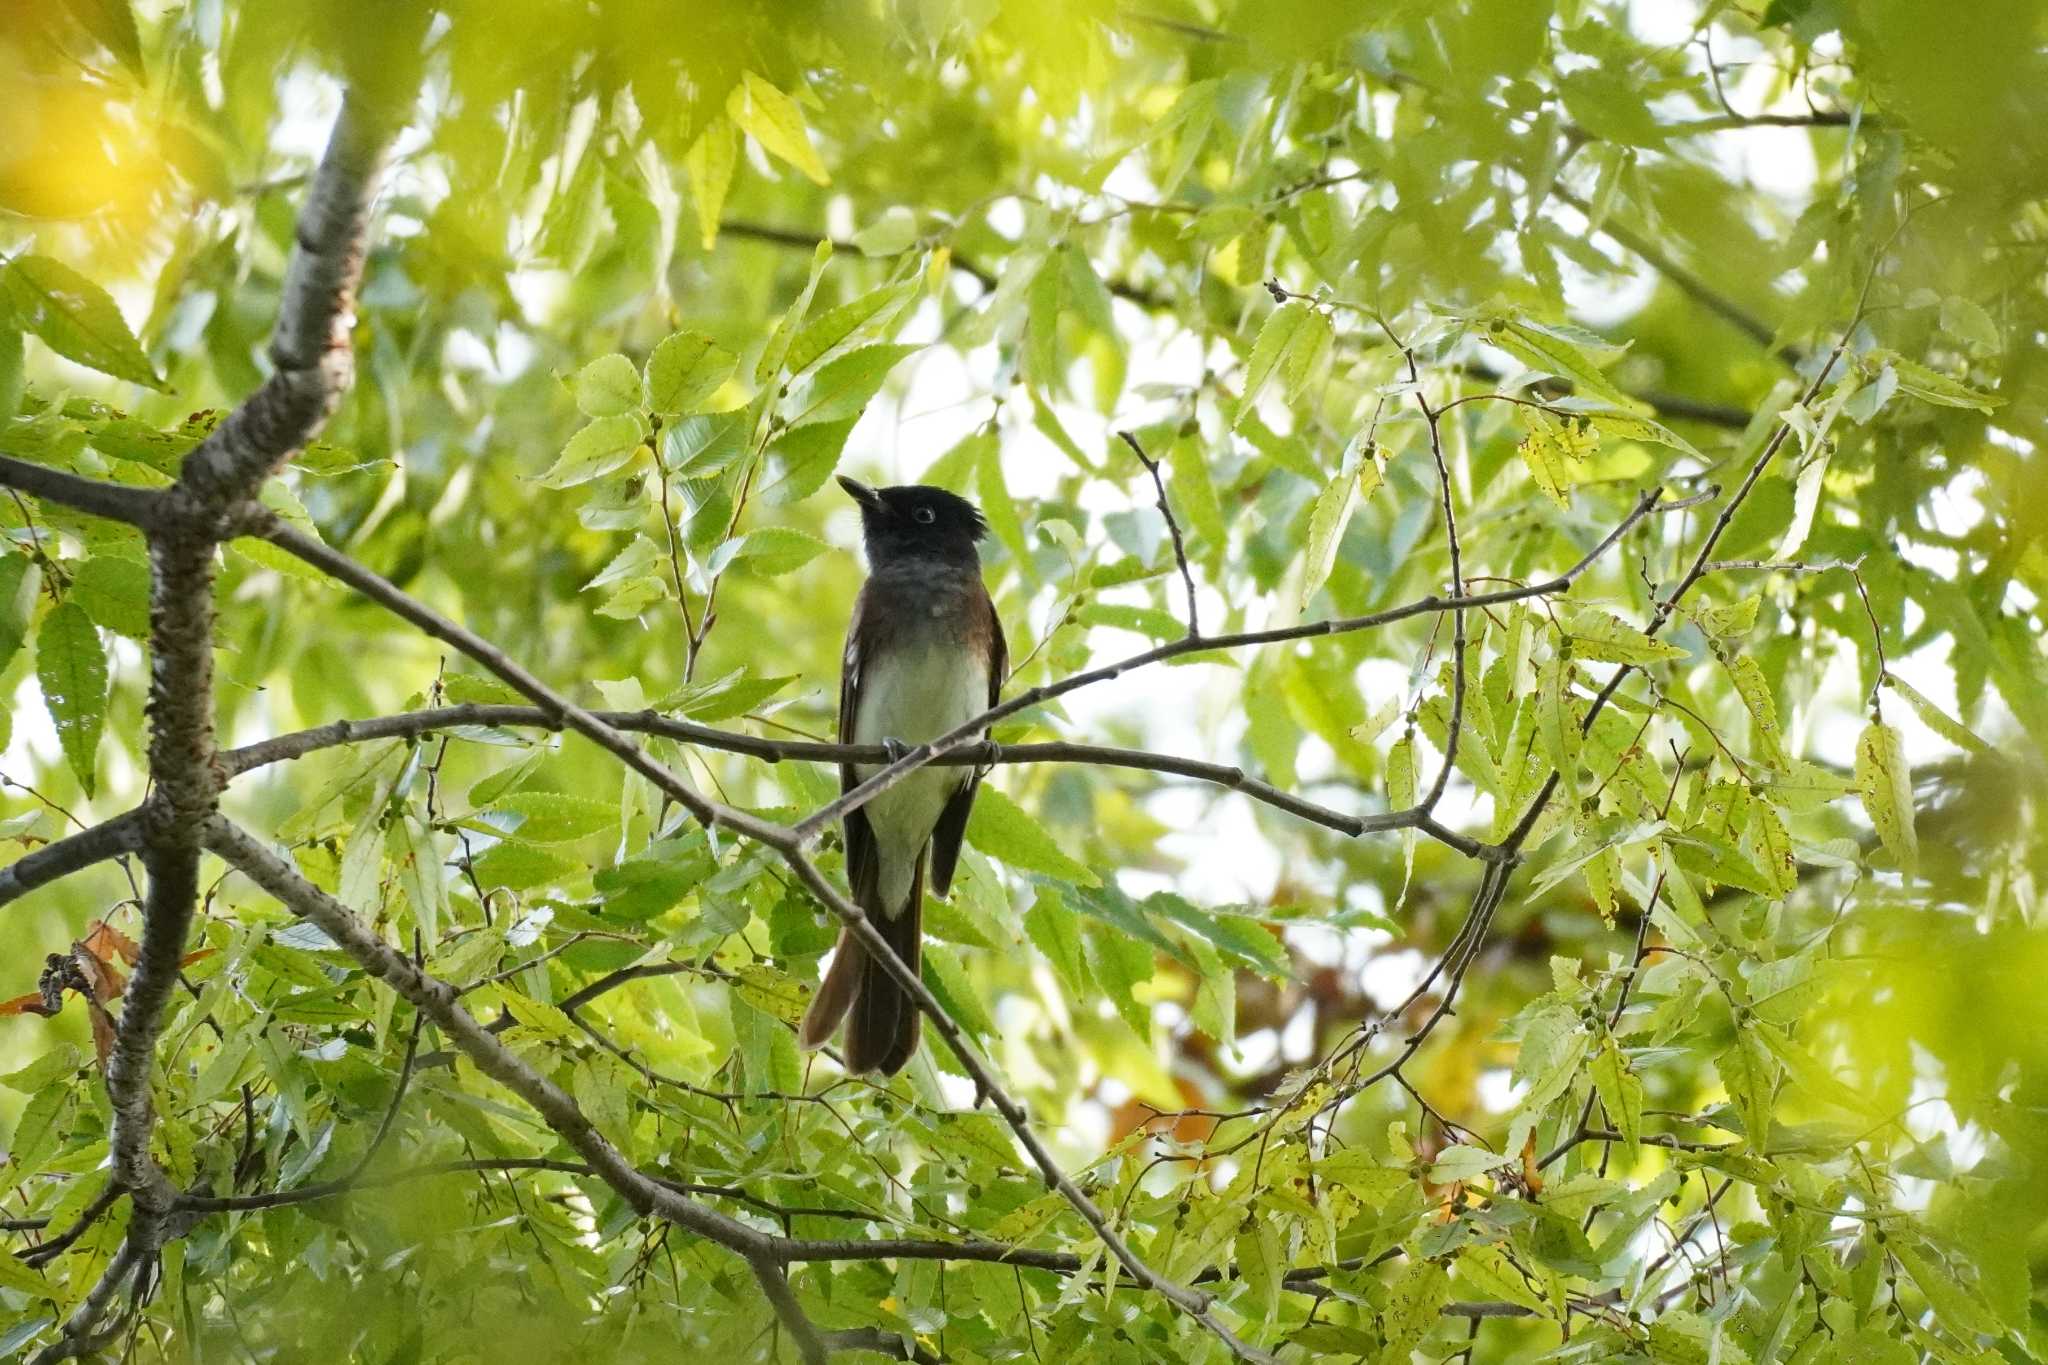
854;636;989;911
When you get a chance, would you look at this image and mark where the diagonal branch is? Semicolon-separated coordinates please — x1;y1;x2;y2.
231;516;1277;1362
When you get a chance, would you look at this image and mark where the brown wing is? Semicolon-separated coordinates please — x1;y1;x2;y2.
838;582;878;903
928;583;1006;898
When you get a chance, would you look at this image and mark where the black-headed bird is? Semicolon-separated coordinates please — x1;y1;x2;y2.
798;477;1006;1074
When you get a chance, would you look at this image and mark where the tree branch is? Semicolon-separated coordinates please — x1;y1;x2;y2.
22;80;413;1362
0;810;143;909
1117;429;1201;637
0;458;161;528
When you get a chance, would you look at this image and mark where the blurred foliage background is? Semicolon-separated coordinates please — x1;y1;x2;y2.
2;0;2046;1360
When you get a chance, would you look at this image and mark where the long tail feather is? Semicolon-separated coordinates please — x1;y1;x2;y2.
797;853;923;1074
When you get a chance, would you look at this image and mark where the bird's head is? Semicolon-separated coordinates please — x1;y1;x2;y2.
837;476;988;566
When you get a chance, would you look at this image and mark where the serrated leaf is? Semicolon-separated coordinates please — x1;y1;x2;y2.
1486;315;1638;410
1688;595;1761;638
644;331;737;416
1236;301;1321;425
786;280;914;379
1560;607;1687;665
1518;408;1599;510
1590;1040;1643;1155
538;414;645;488
1584;409;1702;458
1234;1215;1282;1328
482;792;619;844
659;668;798;722
1878;351;2000;413
1429;1144;1516;1182
1715;1028;1776;1148
729;72;829;185
66;553;150;639
0;556;38;673
470;840;578;892
36;600;107;796
782;343;918;428
3;254;163;388
721;526;826;576
1725;653;1787;766
572;353;641;417
1881;672;1989;755
1854;720;1917;874
684;119;736;251
1297;458;1356;610
966;787;1098;886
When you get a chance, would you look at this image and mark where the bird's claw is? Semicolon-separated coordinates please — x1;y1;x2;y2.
881;737;914;763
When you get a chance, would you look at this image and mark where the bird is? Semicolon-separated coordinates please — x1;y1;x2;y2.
797;476;1007;1075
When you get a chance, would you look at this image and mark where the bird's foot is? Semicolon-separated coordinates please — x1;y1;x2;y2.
881;736;915;763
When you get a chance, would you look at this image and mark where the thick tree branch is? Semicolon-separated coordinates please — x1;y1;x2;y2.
175;94;399;505
0;810;143;909
23;82;412;1364
0;457;161;528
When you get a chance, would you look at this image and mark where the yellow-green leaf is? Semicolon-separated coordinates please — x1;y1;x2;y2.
1854;720;1917;874
729;72;829;186
538;414;646;488
644;331;737;416
1560;607;1687;665
684;119;736;251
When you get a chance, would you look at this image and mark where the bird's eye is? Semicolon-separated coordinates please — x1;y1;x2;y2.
912;506;937;525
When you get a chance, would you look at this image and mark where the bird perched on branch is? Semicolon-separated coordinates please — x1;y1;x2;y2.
798;477;1007;1074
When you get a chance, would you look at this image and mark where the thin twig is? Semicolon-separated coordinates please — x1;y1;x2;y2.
1117;429;1201;638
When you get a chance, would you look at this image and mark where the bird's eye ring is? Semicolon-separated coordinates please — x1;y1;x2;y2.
912;506;937;524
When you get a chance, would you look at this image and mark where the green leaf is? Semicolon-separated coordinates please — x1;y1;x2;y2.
1486;315;1638;410
1876;351;2001;413
644;332;737;415
482;792;619;843
1687;595;1761;638
1297;456;1357;610
716;527;827;577
786;280;915;379
965;787;1098;886
1233;1213;1282;1328
973;431;1027;562
1854;720;1917;874
2;254;163;388
1379;1260;1453;1361
782;343;918;428
1559;607;1688;665
1590;1040;1643;1155
684;119;736;251
729;72;830;185
1518;409;1599;510
36;601;108;796
1715;1027;1777;1149
0;553;39;672
1881;672;1989;755
659;668;798;722
1725;652;1787;766
1429;1144;1516;1182
572;353;642;417
1235;301;1324;424
0;325;23;420
538;414;646;489
1584;408;1702;458
66;553;150;639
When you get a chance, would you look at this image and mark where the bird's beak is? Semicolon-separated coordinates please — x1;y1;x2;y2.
836;475;881;509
